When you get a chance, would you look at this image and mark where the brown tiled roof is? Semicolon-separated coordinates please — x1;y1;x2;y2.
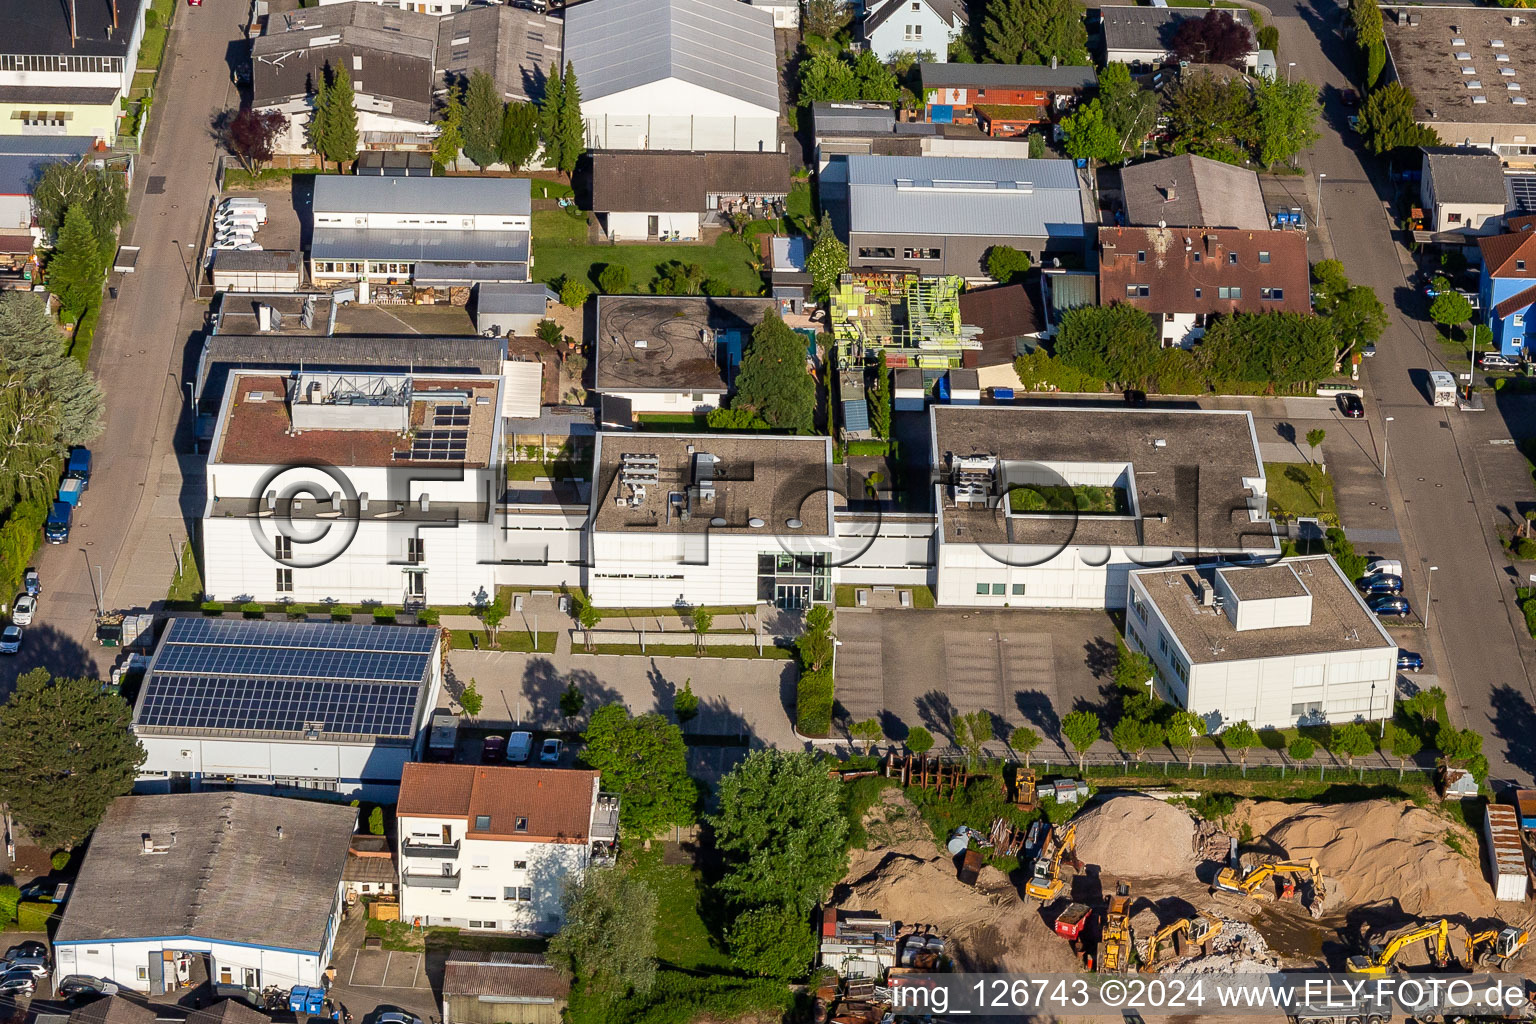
1495;282;1536;318
1479;225;1536;278
1097;226;1310;317
185;1001;273;1024
957;283;1041;367
443;951;570;1000
397;764;597;843
590;152;791;212
69;998;156;1024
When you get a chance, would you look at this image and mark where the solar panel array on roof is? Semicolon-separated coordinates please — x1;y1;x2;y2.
1511;174;1536;212
407;429;469;461
135;618;433;739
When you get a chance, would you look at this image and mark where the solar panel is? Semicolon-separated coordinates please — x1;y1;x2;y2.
153;643;429;682
137;675;419;737
410;429;468;461
1511;175;1536;213
433;407;470;427
163;616;437;655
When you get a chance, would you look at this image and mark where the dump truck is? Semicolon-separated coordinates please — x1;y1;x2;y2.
1054;903;1091;940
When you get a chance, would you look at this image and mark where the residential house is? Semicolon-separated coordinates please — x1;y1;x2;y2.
564;0;780;152
1099;6;1257;70
920;62;1097;134
1420;147;1510;234
345;835;399;900
319;0;472;12
0;0;148;147
1381;6;1536;167
1126;556;1398;730
861;0;967;63
396;763;618;933
1118;153;1271;231
53;793;356;994
253;3;560;155
309;176;532;299
593;295;774;414
442;951;570;1024
1096;226;1311;346
827;154;1092;277
589;151;790;241
200;368;505;606
1477;216;1536;358
130;618;444;800
929;405;1276;608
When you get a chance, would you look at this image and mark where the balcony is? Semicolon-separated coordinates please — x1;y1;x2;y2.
401;839;461;858
590;793;620;843
402;871;460;889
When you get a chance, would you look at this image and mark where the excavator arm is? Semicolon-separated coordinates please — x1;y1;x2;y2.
1348;919;1450;975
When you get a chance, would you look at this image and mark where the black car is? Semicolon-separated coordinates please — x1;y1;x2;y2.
1337;393;1365;418
55;976;119;1000
3;943;44;962
1369;595;1412;617
1397;651;1424;672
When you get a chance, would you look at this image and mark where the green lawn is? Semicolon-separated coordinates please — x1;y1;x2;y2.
626;845;731;972
365;919;547;955
529;177;575;200
506;460;589;481
591;603;757;618
1265;461;1337;521
635;412;709;431
533;229;766;297
167;541;202;602
1008;484;1130;514
447;629;558;653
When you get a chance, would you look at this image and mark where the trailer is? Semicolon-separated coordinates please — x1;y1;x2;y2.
1485;804;1528;901
427;712;460;762
1054;903;1092;940
57;477;86;508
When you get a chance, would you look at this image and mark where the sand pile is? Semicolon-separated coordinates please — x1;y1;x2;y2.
833;788;1083;974
1072;794;1200;878
1230;799;1497;918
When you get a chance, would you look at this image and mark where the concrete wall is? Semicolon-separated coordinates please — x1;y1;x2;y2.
491;508;586;589
54;918;336;995
134;735;415;801
608;389;723;414
602;211;702;241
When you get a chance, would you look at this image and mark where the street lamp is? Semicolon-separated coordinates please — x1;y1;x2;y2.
1381;416;1394;478
1424;564;1439;630
1288;62;1296;84
1317;173;1327;229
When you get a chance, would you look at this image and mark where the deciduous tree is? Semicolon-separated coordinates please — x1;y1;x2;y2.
690;607;713;653
32;158;129;264
582;705;696;839
1430;288;1474;331
673;678;700;724
1222;720;1258;768
1305;428;1326;463
0;668;145;849
850;718;883;755
458;678;484;717
803;0;852;38
0;377;63;513
1097;63;1159;160
806;215;848;300
1254;78;1319;169
547;867;657;1005
709;750;849;915
1009;726;1041;768
797;50;858;104
986;245;1032;284
729;905;818;979
1059;100;1121;164
1287;735;1315;761
951;710;993;767
1166;710;1206;767
223;108;290;171
1385;721;1422;774
559;681;586;721
1111;716;1163;763
1331;721;1375;766
906;726;935;755
796;604;835;672
1171;10;1254;66
732;310;815;433
1061;709;1100;769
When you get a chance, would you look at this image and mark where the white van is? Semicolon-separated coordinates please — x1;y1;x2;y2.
216;211;261;230
219;198;267;222
1429;370;1457;407
1366;558;1403;578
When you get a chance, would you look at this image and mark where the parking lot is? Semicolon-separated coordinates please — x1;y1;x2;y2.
833;606;1117;752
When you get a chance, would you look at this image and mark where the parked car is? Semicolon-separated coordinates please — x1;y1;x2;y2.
375;1012;423;1024
506;731;534;763
55;975;118;1000
539;738;564;764
3;958;48;979
1480;352;1517;370
0;625;20;655
0;972;35;996
1368;595;1412;617
1362;344;1377;358
18;880;65;903
1347;114;1360;132
1342;87;1360;106
1398;651;1424;672
1337;393;1365;418
22;568;39;597
481;735;507;762
1356;574;1403;596
1366;558;1403;577
11;594;35;626
4;944;45;962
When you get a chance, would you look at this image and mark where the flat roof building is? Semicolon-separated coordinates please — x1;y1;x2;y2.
130;617;444;800
1127;556;1398;729
54;792;356;995
593;296;775;414
929;404;1275;608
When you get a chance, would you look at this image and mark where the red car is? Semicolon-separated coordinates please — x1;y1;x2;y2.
187;0;201;7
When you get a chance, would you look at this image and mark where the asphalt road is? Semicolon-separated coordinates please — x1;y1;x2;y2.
0;0;235;692
1276;0;1536;786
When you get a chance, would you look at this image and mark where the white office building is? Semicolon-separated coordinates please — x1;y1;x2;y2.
929;405;1278;608
1126;556;1399;731
201;369;504;608
396;763;618;934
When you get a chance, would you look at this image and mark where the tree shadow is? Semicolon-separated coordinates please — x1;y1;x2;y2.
1083;636;1116;679
0;624;99;696
1015;688;1060;745
1276;422;1296;446
1489;684;1536;781
915;689;957;742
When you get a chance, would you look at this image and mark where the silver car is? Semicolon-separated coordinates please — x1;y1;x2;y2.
11;594;34;626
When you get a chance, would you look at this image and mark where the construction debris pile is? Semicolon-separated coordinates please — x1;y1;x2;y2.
1164;918;1281;975
1073;794;1200;878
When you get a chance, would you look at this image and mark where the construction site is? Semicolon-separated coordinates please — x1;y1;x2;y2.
829;272;981;370
813;767;1536;1023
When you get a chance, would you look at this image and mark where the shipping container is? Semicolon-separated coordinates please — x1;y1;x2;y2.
1485;804;1528;901
1514;789;1536;830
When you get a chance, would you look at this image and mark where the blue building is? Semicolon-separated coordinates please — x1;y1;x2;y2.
1478;217;1536;359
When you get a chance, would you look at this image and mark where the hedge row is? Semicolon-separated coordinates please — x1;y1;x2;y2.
796;667;833;736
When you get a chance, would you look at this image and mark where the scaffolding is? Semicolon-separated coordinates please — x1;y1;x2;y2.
831;272;982;369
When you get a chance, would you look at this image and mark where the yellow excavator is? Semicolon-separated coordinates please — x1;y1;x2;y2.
1141;913;1224;971
1025;823;1078;901
1212;858;1326;916
1099;882;1134;974
1347;919;1451;975
1466;926;1531;970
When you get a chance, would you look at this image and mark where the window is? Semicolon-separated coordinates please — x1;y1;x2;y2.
1516;313;1526;327
1131;591;1148;624
903;247;940;260
515;816;528;832
1514;336;1525;347
1520;260;1528;272
1193;252;1201;263
905;23;923;38
407;537;425;564
1290;700;1323;717
469;892;496;902
858;246;896;259
1012;583;1025;595
504;886;533;901
275;535;292;561
1261;287;1284;300
468;921;494;929
1194;287;1202;299
1217;286;1243;299
474;814;491;830
1164;312;1175;322
471;861;489;870
1228;252;1238;265
991;583;1005;595
276;568;293;593
1258;250;1271;263
514;860;528;870
137;967;149;982
1448;211;1464;224
976;583;989;595
1125;284;1149;297
1137;250;1146;263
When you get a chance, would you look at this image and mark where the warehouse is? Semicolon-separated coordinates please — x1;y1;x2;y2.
211;250;304;293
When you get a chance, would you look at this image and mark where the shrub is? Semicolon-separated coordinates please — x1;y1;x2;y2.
330;605;353;621
144;8;160;29
0;885;18;925
1511;536;1536;560
1287;736;1316;761
597;263;632;294
417;607;441;625
287;606;308;620
201;600;224;616
50;850;70;871
559;276;589;309
372;607;399;623
796;667;834;736
240;601;265;618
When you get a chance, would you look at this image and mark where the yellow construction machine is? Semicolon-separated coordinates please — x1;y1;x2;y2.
1347;919;1451;975
1466;925;1531;970
1025;823;1078;901
1141;913;1223;971
1099;882;1133;974
1212;858;1326;916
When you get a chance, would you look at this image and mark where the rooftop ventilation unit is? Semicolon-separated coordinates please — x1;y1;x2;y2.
952;454;997;507
1469;80;1484;89
1494;38;1507;46
1452;35;1466;44
1516;96;1529;104
693;452;718;502
1457;51;1473;60
1463;65;1478;75
618;452;659;508
1474;95;1489;103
